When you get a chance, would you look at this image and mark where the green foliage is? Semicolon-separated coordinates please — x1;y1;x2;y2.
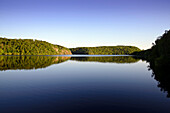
132;30;170;67
0;38;71;55
71;56;140;63
131;30;170;98
70;46;141;55
0;56;71;71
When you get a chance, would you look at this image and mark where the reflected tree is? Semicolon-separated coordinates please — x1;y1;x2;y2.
132;30;170;98
148;60;170;98
0;56;70;71
71;56;140;63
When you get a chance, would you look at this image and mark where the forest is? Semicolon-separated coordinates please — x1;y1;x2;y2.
70;46;141;55
0;38;141;55
131;30;170;98
132;30;170;67
0;38;72;55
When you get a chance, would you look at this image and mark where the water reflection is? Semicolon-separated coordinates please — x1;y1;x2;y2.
0;55;170;113
148;60;170;98
1;55;169;98
71;56;139;63
0;56;71;71
0;56;139;71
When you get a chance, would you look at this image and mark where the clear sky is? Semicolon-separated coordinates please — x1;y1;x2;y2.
0;0;170;49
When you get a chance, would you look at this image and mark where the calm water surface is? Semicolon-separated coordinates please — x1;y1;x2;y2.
0;55;169;113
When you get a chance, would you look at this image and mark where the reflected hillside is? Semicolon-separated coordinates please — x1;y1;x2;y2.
148;61;170;98
71;56;140;63
0;56;70;71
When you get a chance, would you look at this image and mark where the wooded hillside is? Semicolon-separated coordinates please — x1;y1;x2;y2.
0;38;72;55
70;46;141;55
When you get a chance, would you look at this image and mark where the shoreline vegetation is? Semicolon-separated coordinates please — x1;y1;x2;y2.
70;46;141;55
0;30;169;97
131;30;170;98
132;30;170;67
0;30;169;61
0;37;141;56
0;38;72;55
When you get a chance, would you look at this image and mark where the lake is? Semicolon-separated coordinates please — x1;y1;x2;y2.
0;55;169;113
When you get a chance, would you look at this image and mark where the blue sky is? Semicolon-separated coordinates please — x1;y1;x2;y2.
0;0;170;49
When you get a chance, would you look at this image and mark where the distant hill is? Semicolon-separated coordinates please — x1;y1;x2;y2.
70;46;141;55
0;38;72;55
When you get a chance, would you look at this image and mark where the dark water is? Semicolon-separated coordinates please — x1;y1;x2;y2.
0;55;169;113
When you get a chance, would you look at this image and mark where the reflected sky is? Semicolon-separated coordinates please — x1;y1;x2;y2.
0;56;170;113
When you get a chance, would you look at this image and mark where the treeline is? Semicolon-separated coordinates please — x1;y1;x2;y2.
0;56;70;71
71;56;140;63
132;30;170;67
0;38;72;55
132;30;170;97
70;46;141;55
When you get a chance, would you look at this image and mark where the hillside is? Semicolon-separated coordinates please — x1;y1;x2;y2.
0;38;72;55
70;46;141;55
